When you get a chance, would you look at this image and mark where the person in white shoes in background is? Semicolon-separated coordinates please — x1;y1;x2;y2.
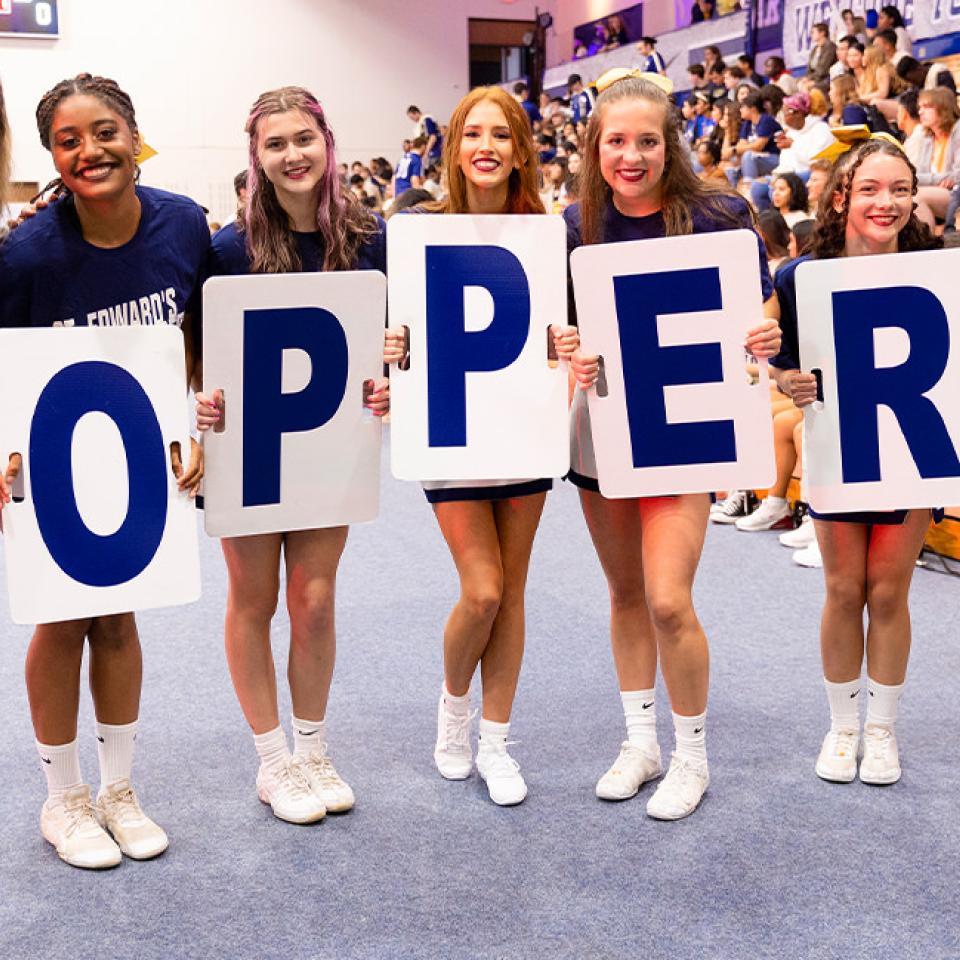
197;86;400;825
565;71;781;820
0;74;207;868
392;86;577;807
770;139;940;787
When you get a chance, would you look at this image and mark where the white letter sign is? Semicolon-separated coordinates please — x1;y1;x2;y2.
796;250;960;512
0;326;200;624
571;230;776;498
202;271;386;537
388;215;570;481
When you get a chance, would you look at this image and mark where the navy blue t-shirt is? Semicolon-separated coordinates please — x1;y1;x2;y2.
0;186;209;330
739;113;782;154
563;193;774;323
208;214;387;277
395;152;423;195
520;99;542;127
770;254;809;370
421;115;442;163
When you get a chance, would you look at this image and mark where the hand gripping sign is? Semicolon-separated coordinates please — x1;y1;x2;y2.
796;250;960;513
0;326;200;624
202;271;386;537
388;215;570;481
571;230;776;498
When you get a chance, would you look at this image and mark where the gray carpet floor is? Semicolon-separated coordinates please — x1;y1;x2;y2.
0;435;957;960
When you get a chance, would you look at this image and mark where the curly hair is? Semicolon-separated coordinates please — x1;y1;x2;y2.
811;139;941;259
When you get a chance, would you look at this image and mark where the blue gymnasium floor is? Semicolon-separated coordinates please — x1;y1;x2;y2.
0;437;957;960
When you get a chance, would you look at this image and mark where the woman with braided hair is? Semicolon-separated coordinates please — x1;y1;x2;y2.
196;87;402;825
770;139;941;787
0;73;209;869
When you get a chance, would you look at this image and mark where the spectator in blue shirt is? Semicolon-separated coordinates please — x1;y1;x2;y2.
394;136;425;196
568;74;595;124
736;90;782;182
406;105;442;164
637;37;667;76
513;82;541;127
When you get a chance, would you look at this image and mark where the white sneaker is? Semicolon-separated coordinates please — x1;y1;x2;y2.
735;497;792;532
296;749;355;813
41;784;122;870
596;741;662;801
859;724;901;785
256;760;326;824
815;728;859;783
645;754;709;820
710;490;748;524
779;514;815;549
96;779;169;860
793;540;823;568
476;742;527;806
434;693;475;780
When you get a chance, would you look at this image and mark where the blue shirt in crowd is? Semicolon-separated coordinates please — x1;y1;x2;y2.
739;113;782;154
395;151;423;195
570;89;594;124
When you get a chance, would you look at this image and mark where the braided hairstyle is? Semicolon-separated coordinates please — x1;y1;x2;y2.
34;74;139;198
811;139;941;260
36;73;138;150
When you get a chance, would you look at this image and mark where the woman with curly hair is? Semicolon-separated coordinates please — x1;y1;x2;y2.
770;139;941;787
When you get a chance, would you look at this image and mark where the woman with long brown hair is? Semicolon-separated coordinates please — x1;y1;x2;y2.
397;86;577;806
914;87;960;222
567;74;780;820
770;139;941;786
197;86;402;825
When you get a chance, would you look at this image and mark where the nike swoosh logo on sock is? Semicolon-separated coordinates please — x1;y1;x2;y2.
642;702;654;710
297;730;319;736
97;736;105;742
694;727;704;734
850;690;860;699
41;757;51;764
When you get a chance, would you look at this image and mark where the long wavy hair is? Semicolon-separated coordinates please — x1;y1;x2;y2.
432;86;543;214
578;76;742;244
918;87;959;136
811;139;941;260
0;80;10;217
244;86;376;273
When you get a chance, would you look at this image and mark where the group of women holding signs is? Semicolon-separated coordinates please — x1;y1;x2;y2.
0;63;939;869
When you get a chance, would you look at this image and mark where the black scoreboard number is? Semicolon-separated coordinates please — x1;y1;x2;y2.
0;0;60;38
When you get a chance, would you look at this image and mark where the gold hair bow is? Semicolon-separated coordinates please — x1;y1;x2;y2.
813;126;903;163
595;68;674;96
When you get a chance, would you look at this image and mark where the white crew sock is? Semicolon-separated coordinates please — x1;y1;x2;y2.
673;711;707;764
253;725;290;772
824;677;862;732
292;715;326;758
620;689;657;749
866;678;903;728
478;718;510;753
95;719;138;794
36;738;83;802
764;496;787;509
443;683;470;717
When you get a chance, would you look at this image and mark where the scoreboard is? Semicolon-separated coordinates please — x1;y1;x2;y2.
0;0;59;38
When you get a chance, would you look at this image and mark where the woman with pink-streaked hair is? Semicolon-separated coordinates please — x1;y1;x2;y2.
197;87;405;826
